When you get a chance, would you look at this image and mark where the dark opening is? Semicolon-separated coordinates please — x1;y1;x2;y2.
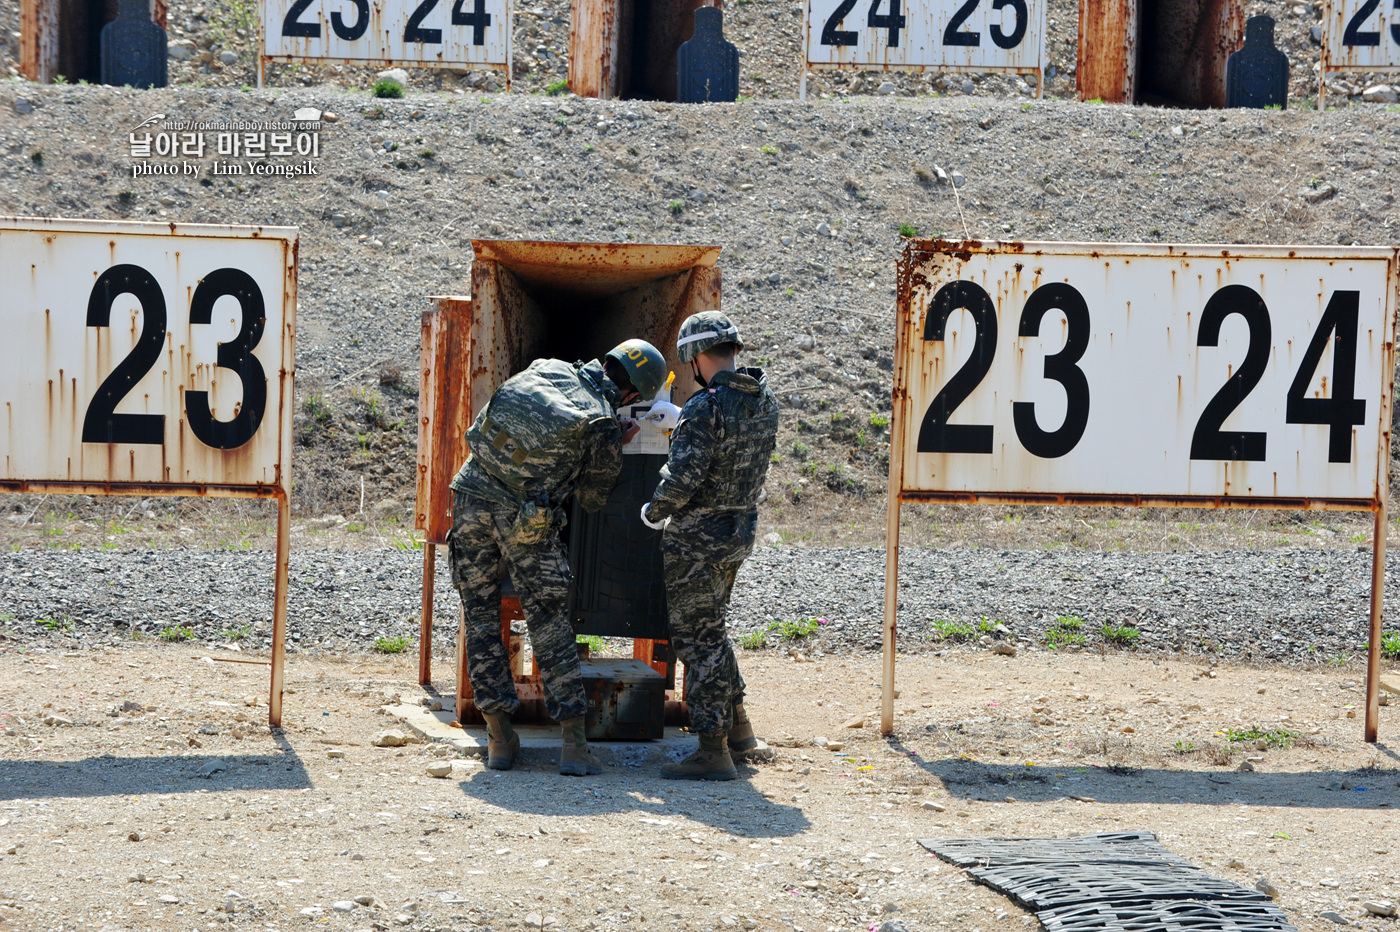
52;0;118;84
616;0;710;101
1135;0;1233;108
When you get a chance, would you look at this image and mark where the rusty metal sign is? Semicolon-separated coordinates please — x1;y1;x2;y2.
0;216;297;726
891;240;1399;507
0;217;296;496
882;239;1400;745
802;0;1045;96
1321;0;1400;96
261;0;512;79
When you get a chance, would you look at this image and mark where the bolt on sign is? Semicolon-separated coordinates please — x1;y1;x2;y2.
0;217;297;726
881;240;1400;741
260;0;513;87
1320;0;1400;102
801;0;1046;98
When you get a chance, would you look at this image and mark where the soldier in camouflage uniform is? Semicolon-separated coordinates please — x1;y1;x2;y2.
640;312;780;781
450;339;668;776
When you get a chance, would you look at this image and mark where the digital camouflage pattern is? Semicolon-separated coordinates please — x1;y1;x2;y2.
647;366;779;734
448;489;587;722
447;358;628;723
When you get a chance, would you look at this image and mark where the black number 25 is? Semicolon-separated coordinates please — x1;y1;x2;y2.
917;280;1091;457
82;265;269;451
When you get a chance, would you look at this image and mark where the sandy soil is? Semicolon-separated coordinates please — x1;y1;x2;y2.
3;641;1398;931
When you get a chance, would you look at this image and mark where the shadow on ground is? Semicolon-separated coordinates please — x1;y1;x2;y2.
887;737;1400;810
454;762;812;838
0;740;311;800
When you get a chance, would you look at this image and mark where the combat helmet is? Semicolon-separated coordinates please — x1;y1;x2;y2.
675;311;743;363
604;339;668;400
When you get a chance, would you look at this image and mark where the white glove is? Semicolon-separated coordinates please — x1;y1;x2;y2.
640;503;667;531
640;401;681;433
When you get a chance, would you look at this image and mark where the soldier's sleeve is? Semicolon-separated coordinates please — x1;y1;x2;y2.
647;399;717;522
573;418;624;513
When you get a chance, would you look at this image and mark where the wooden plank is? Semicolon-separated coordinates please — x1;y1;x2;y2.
20;0;58;83
415;308;437;533
569;0;614;97
424;297;473;544
1077;0;1136;103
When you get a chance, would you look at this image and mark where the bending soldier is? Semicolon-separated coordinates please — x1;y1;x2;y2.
640;312;780;781
449;340;668;776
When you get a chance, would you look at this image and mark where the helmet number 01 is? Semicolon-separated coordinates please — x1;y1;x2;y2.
626;348;648;368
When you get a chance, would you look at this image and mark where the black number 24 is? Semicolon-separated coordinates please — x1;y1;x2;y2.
282;0;492;45
82;265;269;451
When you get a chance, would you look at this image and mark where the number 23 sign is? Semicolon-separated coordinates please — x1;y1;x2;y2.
890;241;1400;507
804;0;1044;81
263;0;511;71
0;218;296;496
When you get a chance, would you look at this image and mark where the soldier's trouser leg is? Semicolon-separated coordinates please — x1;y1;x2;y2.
499;520;588;723
665;557;747;735
448;493;519;716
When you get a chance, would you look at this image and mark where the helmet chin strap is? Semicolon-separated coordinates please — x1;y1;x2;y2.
690;359;707;389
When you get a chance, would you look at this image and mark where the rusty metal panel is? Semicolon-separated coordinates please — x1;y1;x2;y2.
1077;0;1136;102
262;0;512;71
580;659;666;741
1321;0;1400;76
20;0;59;83
472;240;721;295
570;0;617;97
0;217;296;498
892;240;1400;508
804;0;1046;78
416;296;472;543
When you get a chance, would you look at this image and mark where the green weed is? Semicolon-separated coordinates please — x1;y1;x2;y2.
390;531;425;551
372;79;405;99
546;79;569;96
759;144;779;155
668;199;684;215
576;634;607;653
930;619;976;641
374;635;410;653
1381;631;1400;660
1099;622;1141;647
869;413;890;428
898;222;918;238
36;616;72;632
1172;740;1197;754
738;630;768;650
220;625;252;641
160;625;196;642
1045;615;1086;650
1225;727;1299;748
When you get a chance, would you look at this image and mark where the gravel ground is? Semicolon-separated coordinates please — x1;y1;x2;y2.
3;543;1396;667
3;644;1399;932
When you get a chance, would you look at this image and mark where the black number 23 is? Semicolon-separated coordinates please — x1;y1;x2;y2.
82;264;269;450
917;280;1090;458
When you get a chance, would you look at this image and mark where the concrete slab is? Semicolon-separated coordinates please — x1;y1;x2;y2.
1380;674;1400;696
382;703;775;766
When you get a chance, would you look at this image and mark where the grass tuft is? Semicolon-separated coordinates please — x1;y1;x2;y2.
374;635;410;653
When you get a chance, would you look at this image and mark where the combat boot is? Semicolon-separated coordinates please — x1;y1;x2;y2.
728;700;759;755
482;711;520;771
662;729;738;781
559;716;602;776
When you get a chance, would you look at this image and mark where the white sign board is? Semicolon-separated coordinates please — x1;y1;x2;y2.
892;241;1400;505
0;217;296;495
1322;0;1400;74
804;0;1045;76
262;0;512;70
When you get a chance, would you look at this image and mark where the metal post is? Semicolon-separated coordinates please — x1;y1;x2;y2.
256;55;264;90
799;71;807;102
881;489;900;735
268;492;290;727
1366;503;1387;742
419;544;436;685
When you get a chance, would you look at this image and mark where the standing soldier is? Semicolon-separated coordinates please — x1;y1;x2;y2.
640;312;779;781
450;340;668;776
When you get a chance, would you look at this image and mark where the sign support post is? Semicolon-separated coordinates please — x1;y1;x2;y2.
270;491;291;726
420;544;437;685
1366;502;1388;742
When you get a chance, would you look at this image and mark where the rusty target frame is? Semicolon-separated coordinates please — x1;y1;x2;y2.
882;238;1400;744
1318;0;1400;108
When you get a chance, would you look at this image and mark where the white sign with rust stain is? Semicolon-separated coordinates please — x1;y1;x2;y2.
0;218;296;494
804;0;1045;73
263;0;512;69
893;242;1400;504
1322;0;1400;74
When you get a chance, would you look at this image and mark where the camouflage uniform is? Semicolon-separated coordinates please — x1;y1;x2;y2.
448;359;624;723
646;367;780;734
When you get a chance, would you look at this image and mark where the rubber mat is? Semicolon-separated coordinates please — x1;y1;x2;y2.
918;832;1297;932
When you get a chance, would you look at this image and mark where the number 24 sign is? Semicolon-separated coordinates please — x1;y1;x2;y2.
891;241;1400;506
264;0;511;69
805;0;1045;75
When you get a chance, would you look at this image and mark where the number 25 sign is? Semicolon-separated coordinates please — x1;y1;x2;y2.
890;241;1400;507
804;0;1045;84
0;218;296;497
